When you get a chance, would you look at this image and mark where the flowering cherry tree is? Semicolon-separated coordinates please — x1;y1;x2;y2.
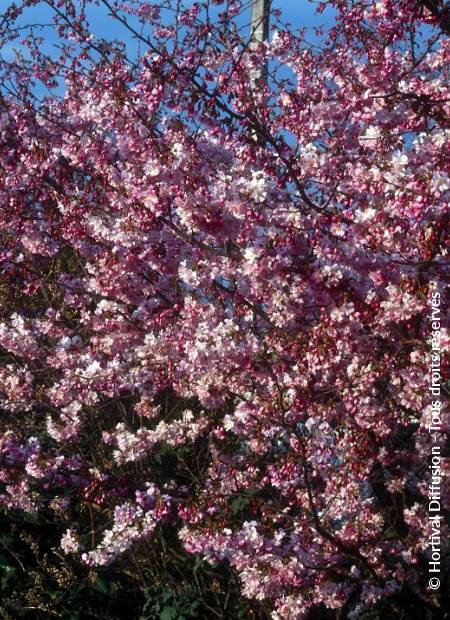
0;0;448;617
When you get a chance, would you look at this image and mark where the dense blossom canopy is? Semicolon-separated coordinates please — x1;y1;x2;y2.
0;0;448;617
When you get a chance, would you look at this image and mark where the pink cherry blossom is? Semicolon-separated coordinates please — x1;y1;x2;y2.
0;0;448;617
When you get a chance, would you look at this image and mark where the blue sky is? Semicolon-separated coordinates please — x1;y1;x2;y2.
0;0;336;103
3;0;334;60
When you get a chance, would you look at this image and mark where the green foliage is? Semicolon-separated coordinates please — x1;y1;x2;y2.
0;509;267;620
139;585;199;619
0;509;145;619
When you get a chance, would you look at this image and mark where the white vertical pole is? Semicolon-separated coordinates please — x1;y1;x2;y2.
250;0;270;86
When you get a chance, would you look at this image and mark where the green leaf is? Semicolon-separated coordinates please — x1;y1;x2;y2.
92;577;109;594
160;607;178;620
231;495;249;515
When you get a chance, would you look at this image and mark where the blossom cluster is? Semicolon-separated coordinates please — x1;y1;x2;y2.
0;0;448;617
